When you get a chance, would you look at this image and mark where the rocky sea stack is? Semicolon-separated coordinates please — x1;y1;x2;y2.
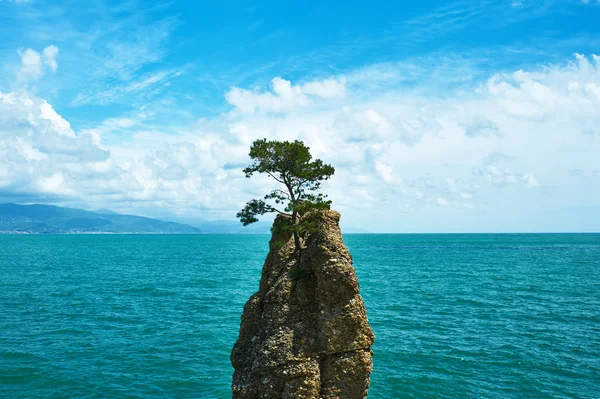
231;210;374;398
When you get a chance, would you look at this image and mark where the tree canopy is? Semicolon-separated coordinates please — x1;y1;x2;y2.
236;139;335;250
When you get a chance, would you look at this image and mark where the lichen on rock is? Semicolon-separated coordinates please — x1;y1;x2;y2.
231;210;374;399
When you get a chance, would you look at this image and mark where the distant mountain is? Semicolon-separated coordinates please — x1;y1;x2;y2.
0;203;201;234
94;208;119;215
0;203;370;235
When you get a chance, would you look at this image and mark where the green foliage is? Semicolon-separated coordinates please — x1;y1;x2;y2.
237;199;273;226
289;267;308;280
236;139;335;250
270;240;285;250
270;217;295;236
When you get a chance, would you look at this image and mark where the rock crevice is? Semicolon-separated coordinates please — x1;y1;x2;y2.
231;210;374;398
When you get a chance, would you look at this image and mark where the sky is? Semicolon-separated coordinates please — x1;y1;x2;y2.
0;0;599;232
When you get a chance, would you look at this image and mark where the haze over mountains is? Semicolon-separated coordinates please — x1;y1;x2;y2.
0;203;201;234
0;204;368;234
163;216;273;234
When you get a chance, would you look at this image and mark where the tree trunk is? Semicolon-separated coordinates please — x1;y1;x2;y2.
284;177;301;252
291;209;301;251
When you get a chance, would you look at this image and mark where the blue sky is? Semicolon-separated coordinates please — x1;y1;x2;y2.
0;0;599;232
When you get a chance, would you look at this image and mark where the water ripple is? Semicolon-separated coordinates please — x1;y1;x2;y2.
1;233;599;398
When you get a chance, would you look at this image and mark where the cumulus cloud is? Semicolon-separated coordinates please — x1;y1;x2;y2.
16;45;59;82
476;164;541;188
225;76;346;115
436;197;450;207
0;92;118;198
42;45;59;72
302;77;347;99
476;152;540;188
0;91;270;216
1;53;599;231
462;117;500;138
18;49;43;80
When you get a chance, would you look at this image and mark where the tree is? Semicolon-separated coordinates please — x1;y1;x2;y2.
237;139;335;251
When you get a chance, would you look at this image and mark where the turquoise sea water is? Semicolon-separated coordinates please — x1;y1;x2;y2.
1;234;599;398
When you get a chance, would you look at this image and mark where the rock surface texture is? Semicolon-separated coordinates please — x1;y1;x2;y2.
231;210;374;398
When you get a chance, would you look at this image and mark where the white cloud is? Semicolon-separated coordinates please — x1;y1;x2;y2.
476;164;541;188
0;91;124;201
522;173;540;188
225;76;346;115
302;77;347;99
436;198;450;207
1;53;599;231
375;161;394;183
16;45;59;82
18;49;42;80
0;91;267;216
42;45;58;72
462;117;500;138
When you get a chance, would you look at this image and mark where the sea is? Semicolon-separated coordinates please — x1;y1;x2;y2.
1;234;599;398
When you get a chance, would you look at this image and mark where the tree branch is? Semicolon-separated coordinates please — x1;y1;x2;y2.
266;171;286;184
269;206;291;216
